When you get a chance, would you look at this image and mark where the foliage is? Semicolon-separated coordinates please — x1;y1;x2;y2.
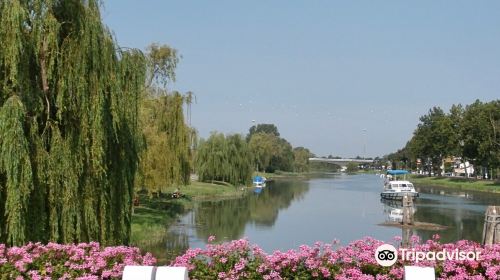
136;43;194;194
386;146;412;170
293;147;312;172
246;123;280;142
195;133;253;186
268;137;294;173
137;91;191;194
0;0;146;245
346;162;360;173
392;100;499;179
310;161;340;173
461;100;500;178
248;131;295;173
247;123;313;173
146;43;179;89
408;107;456;176
172;236;500;279
248;132;278;172
0;242;156;279
410;175;500;193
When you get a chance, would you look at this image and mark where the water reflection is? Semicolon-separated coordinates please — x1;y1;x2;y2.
160;174;499;259
140;226;190;264
193;179;310;242
381;199;404;223
412;186;494;243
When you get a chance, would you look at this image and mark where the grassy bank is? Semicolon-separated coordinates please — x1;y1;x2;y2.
410;175;500;193
255;171;312;179
131;181;246;263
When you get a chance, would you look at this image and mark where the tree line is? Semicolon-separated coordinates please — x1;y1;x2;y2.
0;0;317;247
195;124;313;186
0;1;193;246
387;100;499;179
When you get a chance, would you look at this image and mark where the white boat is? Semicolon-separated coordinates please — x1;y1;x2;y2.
380;170;419;200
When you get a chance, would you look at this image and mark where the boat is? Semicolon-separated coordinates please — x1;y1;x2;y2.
253;176;266;188
380;170;419;200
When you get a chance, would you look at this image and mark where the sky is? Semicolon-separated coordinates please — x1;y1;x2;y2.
102;1;500;158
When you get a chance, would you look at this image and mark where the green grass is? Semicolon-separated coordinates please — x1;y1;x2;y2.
130;181;246;263
410;175;500;193
254;171;311;179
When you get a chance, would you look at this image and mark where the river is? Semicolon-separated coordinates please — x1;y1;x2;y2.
160;173;500;261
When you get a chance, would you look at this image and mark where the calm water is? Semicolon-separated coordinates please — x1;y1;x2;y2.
161;174;500;260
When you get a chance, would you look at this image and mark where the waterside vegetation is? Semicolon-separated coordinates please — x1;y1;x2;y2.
388;100;499;180
131;181;246;262
0;0;147;246
411;175;500;193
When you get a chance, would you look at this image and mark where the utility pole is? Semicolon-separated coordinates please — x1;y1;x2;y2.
362;129;367;160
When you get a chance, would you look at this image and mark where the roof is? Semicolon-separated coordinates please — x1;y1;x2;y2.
253;176;264;183
386;170;409;175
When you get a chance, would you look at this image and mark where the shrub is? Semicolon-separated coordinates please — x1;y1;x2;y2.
0;242;156;279
171;235;500;280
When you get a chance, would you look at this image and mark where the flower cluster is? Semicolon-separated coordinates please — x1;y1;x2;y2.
171;235;500;279
0;242;156;279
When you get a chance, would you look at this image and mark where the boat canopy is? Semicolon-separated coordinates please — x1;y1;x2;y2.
386;170;409;175
253;176;265;183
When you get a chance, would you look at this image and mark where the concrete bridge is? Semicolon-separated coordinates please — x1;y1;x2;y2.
308;158;373;169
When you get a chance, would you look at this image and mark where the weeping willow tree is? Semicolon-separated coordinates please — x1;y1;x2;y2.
137;91;191;194
0;0;146;246
195;133;252;186
133;43;192;194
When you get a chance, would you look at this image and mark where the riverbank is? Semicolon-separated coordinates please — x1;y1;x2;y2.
255;171;313;179
410;175;500;193
131;181;246;263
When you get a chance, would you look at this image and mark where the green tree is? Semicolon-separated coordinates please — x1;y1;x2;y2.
268;138;294;172
0;0;146;245
293;147;312;172
387;145;412;170
137;92;191;194
195;133;252;186
346;162;359;173
247;124;296;172
146;43;179;90
409;107;456;176
461;100;500;178
135;43;192;194
248;132;278;172
246;123;280;141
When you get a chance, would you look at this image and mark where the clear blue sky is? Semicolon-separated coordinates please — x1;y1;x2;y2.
102;1;500;158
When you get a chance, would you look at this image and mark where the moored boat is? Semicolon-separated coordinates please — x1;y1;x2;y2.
253;175;266;188
380;170;419;200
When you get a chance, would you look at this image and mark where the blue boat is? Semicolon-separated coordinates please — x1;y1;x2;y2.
253;176;266;188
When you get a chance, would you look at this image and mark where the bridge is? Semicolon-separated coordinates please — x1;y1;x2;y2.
308;158;374;169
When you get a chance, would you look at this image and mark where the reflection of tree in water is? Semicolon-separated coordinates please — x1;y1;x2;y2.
419;187;500;205
138;228;189;265
411;187;500;243
195;180;310;241
413;206;484;243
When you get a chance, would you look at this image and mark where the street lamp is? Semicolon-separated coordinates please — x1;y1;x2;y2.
362;129;367;160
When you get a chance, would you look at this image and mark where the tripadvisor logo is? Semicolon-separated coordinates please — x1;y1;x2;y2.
375;244;482;266
375;244;398;266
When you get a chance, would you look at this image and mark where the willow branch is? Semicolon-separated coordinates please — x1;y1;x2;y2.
40;39;50;136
